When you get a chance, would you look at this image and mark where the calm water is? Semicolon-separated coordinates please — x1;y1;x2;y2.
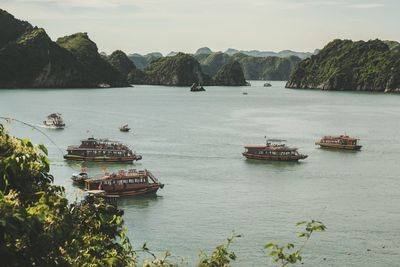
1;81;400;266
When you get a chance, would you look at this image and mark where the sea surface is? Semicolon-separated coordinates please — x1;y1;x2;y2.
1;81;400;266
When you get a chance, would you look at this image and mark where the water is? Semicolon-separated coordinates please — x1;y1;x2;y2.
1;81;400;266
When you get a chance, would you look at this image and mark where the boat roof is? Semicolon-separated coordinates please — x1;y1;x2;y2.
322;135;359;141
67;146;130;151
244;144;298;151
86;169;149;183
267;139;286;142
80;137;123;143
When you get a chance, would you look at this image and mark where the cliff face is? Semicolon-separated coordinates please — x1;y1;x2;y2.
0;9;129;88
128;52;163;70
57;33;128;87
195;52;231;77
107;50;147;85
0;11;85;88
232;54;301;80
143;53;212;86
213;60;247;86
286;39;400;92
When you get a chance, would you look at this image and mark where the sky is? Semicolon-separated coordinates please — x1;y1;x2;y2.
1;0;399;55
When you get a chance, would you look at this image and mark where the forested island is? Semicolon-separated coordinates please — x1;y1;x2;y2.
286;39;400;92
0;9;247;88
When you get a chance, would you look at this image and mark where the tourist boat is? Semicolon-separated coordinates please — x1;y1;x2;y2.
43;113;65;128
71;172;89;185
119;124;131;132
64;137;142;162
97;83;111;88
85;169;164;197
190;83;205;92
263;82;272;87
243;139;308;161
315;135;362;150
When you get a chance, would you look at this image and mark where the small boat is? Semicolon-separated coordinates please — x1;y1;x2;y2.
243;92;248;95
85;169;164;197
190;83;205;92
71;172;89;185
64;137;142;163
43;113;65;129
98;83;111;88
243;139;307;161
119;124;131;132
264;82;272;87
315;135;362;150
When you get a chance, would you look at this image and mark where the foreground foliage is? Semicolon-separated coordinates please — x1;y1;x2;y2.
0;124;136;266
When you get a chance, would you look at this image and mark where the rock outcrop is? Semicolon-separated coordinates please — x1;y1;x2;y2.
128;52;163;70
143;53;212;86
286;39;400;92
57;33;128;87
0;9;129;88
213;60;247;86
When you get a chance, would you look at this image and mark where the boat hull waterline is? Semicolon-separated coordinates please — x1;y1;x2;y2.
64;155;142;162
242;153;308;161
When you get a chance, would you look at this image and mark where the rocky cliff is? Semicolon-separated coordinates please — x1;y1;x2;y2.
57;33;128;87
232;54;301;80
143;53;212;86
0;9;129;88
213;60;247;86
286;39;400;92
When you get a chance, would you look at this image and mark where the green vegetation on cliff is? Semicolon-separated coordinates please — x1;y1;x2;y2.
195;52;231;77
107;50;136;76
232;54;301;80
57;33;128;87
0;18;85;88
128;52;163;70
213;60;247;86
0;9;128;88
143;52;212;86
286;39;400;92
195;52;300;81
107;50;148;84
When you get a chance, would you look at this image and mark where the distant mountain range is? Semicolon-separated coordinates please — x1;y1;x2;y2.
128;47;309;81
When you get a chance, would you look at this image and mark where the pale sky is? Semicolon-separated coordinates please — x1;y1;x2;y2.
1;0;399;55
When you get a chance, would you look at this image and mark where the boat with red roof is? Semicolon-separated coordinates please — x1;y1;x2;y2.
243;139;308;161
315;135;362;150
85;169;164;197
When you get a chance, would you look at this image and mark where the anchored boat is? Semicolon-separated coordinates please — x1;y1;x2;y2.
119;124;131;132
64;137;142;162
190;83;205;92
315;135;362;150
85;169;164;197
43;113;65;129
243;139;308;161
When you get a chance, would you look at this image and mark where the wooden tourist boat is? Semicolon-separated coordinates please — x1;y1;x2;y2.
243;139;308;161
64;137;142;162
71;172;89;185
43;113;65;129
315;135;362;150
119;124;131;132
190;82;205;92
85;169;164;197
